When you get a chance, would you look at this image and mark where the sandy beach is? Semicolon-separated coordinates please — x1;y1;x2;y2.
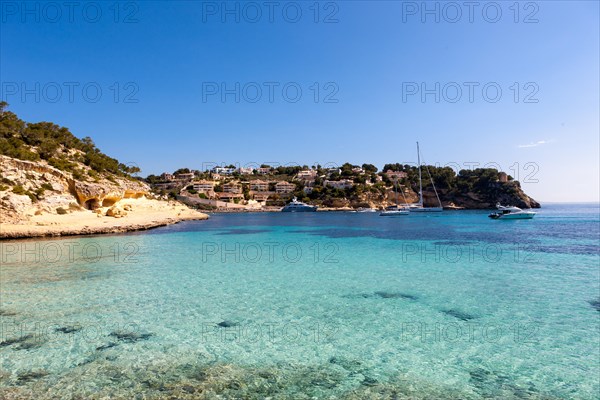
0;197;208;239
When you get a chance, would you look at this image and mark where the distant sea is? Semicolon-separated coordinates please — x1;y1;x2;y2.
1;203;599;399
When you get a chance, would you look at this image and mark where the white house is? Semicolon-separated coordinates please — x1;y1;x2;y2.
297;169;317;180
257;167;272;175
174;172;195;181
192;180;214;193
223;183;242;193
212;167;235;175
275;181;295;194
324;179;354;190
160;173;174;181
249;180;269;192
385;170;408;180
237;167;254;175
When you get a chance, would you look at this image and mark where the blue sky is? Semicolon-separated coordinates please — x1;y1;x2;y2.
1;1;598;202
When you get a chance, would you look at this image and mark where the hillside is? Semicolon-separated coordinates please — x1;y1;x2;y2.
149;164;540;210
0;103;207;237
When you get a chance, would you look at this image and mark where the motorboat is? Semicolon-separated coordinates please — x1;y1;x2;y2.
488;203;536;219
281;197;318;212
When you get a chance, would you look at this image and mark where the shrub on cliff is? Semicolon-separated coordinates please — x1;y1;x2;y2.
0;102;139;179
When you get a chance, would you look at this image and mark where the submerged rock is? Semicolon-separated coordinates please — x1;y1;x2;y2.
341;293;374;299
55;325;82;334
109;331;154;343
96;342;119;351
588;298;600;312
181;384;196;394
0;334;33;347
0;309;17;317
16;340;46;350
328;356;362;371
469;367;493;384
441;309;477;321
17;370;48;383
361;376;379;386
0;334;45;350
469;367;538;398
375;291;419;300
217;320;239;328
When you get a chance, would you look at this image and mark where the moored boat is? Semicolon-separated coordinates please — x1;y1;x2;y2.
281;197;317;212
409;142;443;213
380;205;409;216
488;203;536;219
380;178;409;216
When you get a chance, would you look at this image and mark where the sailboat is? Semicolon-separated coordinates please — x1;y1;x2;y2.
380;179;409;216
408;142;443;212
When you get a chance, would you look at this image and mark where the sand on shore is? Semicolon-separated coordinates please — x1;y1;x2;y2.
0;198;208;239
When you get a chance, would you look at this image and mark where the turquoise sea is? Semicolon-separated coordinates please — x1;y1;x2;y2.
1;204;599;399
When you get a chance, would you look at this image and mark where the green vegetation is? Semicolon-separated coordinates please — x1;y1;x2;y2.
11;185;26;195
0;102;140;178
56;207;67;215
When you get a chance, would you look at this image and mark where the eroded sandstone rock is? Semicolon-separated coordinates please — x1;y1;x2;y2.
1;155;148;221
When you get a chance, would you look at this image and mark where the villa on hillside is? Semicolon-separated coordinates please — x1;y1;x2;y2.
192;181;215;197
249;180;269;191
238;167;254;175
174;172;195;181
212;167;235;175
223;183;242;193
217;192;244;202
297;169;317;180
324;179;354;190
252;193;270;203
257;167;272;175
385;170;408;180
275;181;296;194
325;168;342;177
160;173;174;181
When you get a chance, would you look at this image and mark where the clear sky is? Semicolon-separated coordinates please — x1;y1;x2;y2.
1;1;598;202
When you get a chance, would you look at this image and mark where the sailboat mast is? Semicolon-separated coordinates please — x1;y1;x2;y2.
417;142;423;206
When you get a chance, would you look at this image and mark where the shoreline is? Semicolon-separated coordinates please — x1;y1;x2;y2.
0;198;208;240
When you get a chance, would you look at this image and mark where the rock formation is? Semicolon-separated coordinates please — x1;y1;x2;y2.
0;155;147;222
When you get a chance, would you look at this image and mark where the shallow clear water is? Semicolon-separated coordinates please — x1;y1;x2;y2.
1;204;599;399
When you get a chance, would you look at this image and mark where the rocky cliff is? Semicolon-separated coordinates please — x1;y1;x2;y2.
430;182;541;209
351;181;539;210
0;155;148;223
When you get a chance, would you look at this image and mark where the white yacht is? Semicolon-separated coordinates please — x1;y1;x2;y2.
356;207;378;213
281;197;317;212
409;142;443;212
488;203;536;220
380;205;409;216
